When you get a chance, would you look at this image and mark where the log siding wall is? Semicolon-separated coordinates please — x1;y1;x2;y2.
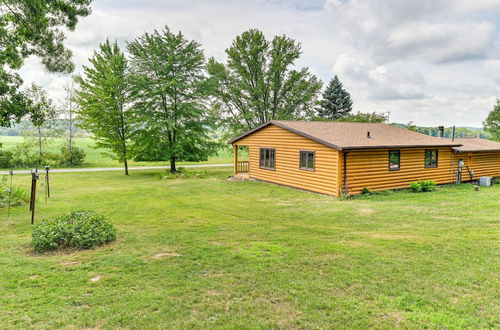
233;124;500;197
453;151;500;179
345;147;456;195
236;125;340;196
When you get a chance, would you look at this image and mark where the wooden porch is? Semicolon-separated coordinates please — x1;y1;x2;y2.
233;144;249;179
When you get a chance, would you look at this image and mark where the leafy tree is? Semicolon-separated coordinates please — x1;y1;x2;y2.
24;83;57;157
207;29;322;134
60;81;80;154
335;111;389;123
484;99;500;141
128;26;218;173
317;75;353;120
76;40;132;175
403;121;421;132
0;0;92;126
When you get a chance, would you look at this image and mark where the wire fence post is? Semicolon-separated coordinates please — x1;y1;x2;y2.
29;169;39;225
45;165;50;203
7;169;13;221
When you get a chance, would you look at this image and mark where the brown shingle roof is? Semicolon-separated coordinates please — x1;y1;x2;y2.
452;138;500;153
229;120;462;150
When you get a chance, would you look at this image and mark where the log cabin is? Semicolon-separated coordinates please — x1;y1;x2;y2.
229;120;500;196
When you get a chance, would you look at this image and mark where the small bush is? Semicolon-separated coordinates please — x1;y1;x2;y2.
361;187;372;195
10;140;62;168
409;181;422;192
59;145;86;166
492;177;500;185
0;175;29;207
410;180;436;192
32;210;117;253
0;150;13;168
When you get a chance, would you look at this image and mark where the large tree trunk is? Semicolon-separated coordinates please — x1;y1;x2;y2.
170;156;176;173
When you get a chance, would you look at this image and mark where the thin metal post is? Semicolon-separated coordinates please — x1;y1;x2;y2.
45;165;50;203
7;169;13;220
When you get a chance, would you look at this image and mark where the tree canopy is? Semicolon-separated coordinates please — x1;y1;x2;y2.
24;83;57;157
0;0;92;126
128;26;218;172
76;40;132;175
335;111;389;123
207;29;322;134
317;75;353;120
484;99;500;141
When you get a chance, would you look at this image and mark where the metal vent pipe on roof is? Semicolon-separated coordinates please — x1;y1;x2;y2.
438;126;445;138
367;131;371;138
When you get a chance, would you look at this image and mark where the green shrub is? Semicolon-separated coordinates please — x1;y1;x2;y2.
357;188;394;197
493;177;500;184
10;140;62;168
409;181;422;192
420;180;437;192
0;175;29;207
59;145;86;166
32;210;117;253
0;150;13;168
361;187;372;195
410;180;436;192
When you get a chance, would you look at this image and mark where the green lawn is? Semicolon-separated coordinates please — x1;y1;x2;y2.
0;168;498;328
0;136;236;169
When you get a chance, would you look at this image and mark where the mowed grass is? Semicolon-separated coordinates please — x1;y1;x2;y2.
0;168;498;328
0;136;235;169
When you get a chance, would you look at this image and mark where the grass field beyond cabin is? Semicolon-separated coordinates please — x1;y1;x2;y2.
0;136;236;169
0;168;498;328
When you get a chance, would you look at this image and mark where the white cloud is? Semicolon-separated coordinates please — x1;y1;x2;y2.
333;53;425;100
386;21;495;63
484;59;500;84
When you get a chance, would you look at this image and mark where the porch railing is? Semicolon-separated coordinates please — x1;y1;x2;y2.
236;161;249;173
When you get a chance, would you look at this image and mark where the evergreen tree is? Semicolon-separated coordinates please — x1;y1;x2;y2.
484;99;500;141
317;75;353;120
76;40;133;175
128;26;218;173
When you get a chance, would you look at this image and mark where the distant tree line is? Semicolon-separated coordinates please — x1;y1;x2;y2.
397;122;491;139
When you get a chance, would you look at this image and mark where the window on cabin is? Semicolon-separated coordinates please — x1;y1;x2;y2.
259;148;275;170
299;151;315;170
425;149;438;168
389;150;400;170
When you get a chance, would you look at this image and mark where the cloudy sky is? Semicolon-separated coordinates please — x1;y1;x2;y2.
20;0;500;127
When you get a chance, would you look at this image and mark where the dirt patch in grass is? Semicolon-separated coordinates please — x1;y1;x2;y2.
60;261;80;266
255;295;302;327
357;208;375;215
360;232;420;240
205;290;222;296
201;270;224;277
337;239;373;248
383;311;406;324
90;275;102;282
152;252;181;259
